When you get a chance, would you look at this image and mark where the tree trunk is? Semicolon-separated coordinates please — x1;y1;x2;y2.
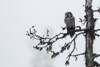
85;0;95;67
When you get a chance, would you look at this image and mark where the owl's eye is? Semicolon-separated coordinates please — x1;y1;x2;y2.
68;13;72;17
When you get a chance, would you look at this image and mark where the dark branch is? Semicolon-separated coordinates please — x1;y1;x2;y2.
93;54;100;59
93;7;100;13
71;53;85;57
94;61;100;67
94;29;100;32
71;53;85;61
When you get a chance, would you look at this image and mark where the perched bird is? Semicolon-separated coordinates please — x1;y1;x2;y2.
64;12;75;38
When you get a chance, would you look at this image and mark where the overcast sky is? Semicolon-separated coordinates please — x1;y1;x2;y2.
0;0;100;67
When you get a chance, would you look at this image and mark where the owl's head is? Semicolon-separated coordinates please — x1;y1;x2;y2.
65;12;73;18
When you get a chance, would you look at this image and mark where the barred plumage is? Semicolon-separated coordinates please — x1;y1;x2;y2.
64;12;75;38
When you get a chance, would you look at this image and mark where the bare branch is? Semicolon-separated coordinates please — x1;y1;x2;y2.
94;29;100;32
93;7;100;13
94;61;100;67
93;54;100;59
71;53;85;61
71;53;85;57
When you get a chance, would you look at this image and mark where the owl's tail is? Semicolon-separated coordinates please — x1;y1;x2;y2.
70;31;75;38
67;27;75;38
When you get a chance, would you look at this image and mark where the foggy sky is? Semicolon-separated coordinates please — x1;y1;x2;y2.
0;0;100;67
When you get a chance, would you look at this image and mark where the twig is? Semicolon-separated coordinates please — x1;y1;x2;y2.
93;8;100;13
71;53;85;57
93;54;100;59
94;29;100;32
64;32;84;65
71;53;85;61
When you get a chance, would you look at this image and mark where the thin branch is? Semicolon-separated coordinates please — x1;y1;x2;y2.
71;53;85;61
67;40;76;60
71;53;85;57
94;33;100;37
65;32;84;65
93;7;100;13
94;29;100;32
60;32;84;53
93;54;100;59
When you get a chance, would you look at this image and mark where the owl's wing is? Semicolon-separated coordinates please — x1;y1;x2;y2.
64;18;70;28
70;17;75;27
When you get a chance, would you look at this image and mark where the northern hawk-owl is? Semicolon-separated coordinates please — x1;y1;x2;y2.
64;12;75;38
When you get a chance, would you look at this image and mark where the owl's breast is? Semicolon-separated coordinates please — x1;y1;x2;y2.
65;18;75;28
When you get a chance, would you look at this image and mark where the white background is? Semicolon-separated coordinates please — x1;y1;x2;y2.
0;0;100;67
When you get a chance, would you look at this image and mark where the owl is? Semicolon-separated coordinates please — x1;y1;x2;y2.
64;12;75;38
